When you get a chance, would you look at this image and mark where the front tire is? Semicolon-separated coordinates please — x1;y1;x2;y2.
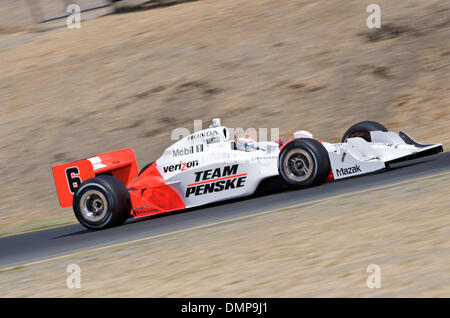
341;121;388;143
278;138;330;188
73;175;131;230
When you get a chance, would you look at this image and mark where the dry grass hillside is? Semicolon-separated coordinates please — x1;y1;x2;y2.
0;0;449;233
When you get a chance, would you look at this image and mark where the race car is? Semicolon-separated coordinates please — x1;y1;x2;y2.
52;119;443;230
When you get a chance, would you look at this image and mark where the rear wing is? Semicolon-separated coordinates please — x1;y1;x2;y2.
52;148;138;208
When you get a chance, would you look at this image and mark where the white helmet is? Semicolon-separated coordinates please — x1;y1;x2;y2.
209;118;221;128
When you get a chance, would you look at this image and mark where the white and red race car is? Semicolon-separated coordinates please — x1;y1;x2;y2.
52;119;443;230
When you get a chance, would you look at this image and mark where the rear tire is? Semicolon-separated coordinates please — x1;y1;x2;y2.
278;138;330;188
341;121;387;143
73;175;131;230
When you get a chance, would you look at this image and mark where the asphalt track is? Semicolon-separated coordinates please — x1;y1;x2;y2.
1;152;449;270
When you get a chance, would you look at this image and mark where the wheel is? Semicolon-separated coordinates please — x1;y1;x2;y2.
278;138;330;188
341;121;387;143
73;175;131;230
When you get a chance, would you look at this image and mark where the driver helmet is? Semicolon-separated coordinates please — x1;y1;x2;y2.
236;136;257;152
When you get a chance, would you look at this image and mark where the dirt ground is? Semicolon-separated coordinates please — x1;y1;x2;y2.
0;0;449;234
1;172;449;297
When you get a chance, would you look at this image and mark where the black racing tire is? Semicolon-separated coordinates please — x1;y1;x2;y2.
278;138;330;188
341;121;388;143
138;161;154;176
73;175;131;230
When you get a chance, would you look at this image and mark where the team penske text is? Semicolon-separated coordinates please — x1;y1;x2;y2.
185;164;247;197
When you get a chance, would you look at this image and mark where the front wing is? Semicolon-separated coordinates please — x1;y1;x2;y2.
324;131;443;180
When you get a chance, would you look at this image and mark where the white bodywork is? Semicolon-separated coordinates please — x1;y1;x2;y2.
323;131;442;179
153;123;442;208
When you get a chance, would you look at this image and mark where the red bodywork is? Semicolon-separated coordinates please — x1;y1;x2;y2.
127;162;185;217
52;148;185;219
